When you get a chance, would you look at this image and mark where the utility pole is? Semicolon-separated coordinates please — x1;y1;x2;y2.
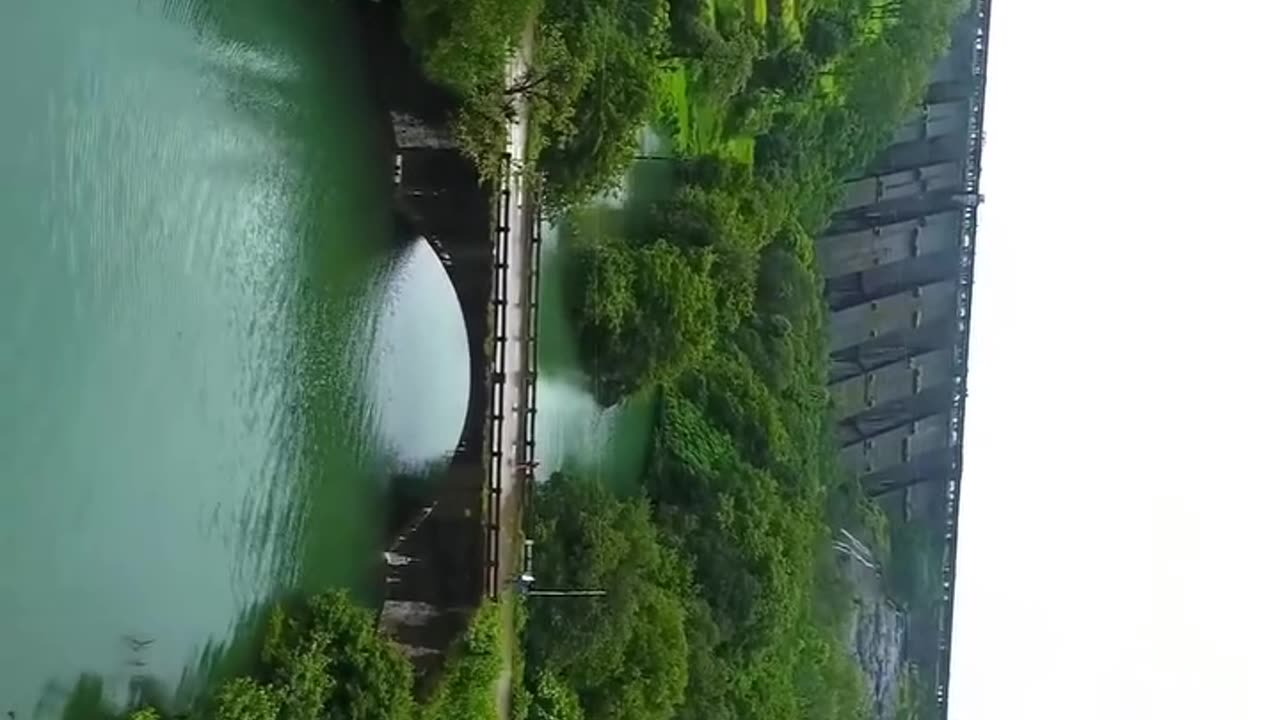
516;539;607;598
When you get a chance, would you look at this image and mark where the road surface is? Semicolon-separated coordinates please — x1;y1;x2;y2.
493;21;537;720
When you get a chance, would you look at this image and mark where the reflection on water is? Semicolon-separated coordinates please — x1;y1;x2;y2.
367;239;471;473
31;601;273;720
533;222;657;491
534;378;656;490
531;129;678;490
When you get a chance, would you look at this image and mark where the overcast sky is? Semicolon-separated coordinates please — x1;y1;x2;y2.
949;1;1280;718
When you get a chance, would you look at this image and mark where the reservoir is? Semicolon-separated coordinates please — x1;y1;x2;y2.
0;0;470;714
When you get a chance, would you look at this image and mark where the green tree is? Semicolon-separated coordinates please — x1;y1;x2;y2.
211;679;284;720
727;87;783;136
527;672;585;720
539;29;661;209
697;31;760;104
526;474;692;720
420;602;504;720
401;0;537;176
668;0;716;56
262;591;416;720
752;45;818;93
99;590;508;720
804;10;850;63
572;237;718;399
402;0;533;99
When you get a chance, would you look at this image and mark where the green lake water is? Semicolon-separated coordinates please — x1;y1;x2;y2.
0;0;470;715
532;224;657;491
532;131;676;491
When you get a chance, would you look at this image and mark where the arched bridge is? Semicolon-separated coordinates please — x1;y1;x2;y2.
355;0;540;682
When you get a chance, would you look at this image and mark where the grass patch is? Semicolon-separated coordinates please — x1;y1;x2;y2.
680;71;754;163
686;88;722;154
655;62;754;166
704;0;720;26
655;35;758;162
656;65;692;151
720;136;755;165
421;601;504;720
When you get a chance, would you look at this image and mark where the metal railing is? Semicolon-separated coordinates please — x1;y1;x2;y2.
482;154;544;600
485;152;514;599
520;204;543;518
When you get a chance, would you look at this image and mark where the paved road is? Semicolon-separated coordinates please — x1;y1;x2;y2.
493;23;537;720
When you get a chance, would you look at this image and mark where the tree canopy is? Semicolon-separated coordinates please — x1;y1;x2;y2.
118;592;502;720
536;3;965;720
524;474;692;720
400;2;970;719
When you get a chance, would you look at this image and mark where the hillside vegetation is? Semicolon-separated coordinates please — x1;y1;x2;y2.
528;2;963;720
400;2;968;719
115;592;502;720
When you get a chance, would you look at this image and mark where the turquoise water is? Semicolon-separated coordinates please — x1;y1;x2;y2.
0;1;469;715
532;222;657;491
532;130;676;491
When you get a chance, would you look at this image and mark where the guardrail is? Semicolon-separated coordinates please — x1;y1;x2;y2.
520;203;543;519
482;153;544;600
485;152;513;599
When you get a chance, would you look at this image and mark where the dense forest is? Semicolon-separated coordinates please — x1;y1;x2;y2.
402;0;964;719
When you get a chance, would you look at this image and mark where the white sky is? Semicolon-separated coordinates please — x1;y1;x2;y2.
949;1;1280;718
